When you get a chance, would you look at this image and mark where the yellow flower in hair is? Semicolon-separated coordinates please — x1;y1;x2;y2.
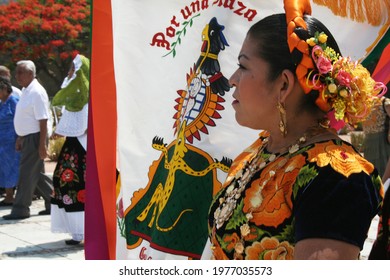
334;99;346;120
328;83;337;93
318;33;328;44
306;37;316;47
339;89;348;98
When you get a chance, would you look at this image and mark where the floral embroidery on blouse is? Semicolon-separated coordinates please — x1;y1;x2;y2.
208;131;381;260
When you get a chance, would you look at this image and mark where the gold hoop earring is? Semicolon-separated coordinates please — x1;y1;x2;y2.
277;101;287;137
319;118;330;129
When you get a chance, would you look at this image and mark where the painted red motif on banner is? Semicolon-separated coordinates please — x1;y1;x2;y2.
150;0;257;57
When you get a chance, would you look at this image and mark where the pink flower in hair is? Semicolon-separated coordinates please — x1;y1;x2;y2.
316;55;332;74
312;46;332;74
336;69;352;86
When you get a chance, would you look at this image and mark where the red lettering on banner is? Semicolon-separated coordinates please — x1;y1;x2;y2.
216;0;234;9
139;247;153;260
243;7;257;21
150;32;170;50
171;16;180;27
181;1;210;19
235;1;245;15
166;26;176;38
181;6;193;20
150;0;257;51
236;1;257;21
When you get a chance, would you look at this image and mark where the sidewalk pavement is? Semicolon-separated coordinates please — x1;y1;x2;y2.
0;159;85;260
0;157;381;260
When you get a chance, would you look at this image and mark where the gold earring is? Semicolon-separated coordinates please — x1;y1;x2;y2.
319;118;330;129
277;101;287;137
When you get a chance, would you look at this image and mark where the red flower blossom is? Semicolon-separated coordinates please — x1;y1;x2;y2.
77;190;86;203
0;0;90;77
60;52;70;60
61;169;75;182
50;40;65;47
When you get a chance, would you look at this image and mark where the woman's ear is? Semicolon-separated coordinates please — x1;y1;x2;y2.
278;69;296;103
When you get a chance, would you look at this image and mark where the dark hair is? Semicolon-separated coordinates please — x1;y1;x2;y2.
248;13;341;79
247;14;341;111
0;76;13;95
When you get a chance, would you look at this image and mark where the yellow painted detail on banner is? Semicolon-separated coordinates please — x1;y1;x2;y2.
134;120;229;232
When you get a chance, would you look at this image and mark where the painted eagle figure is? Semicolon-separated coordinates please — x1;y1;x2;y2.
195;17;230;96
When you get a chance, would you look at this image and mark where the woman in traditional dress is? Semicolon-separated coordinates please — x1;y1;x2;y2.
205;0;386;260
50;54;89;245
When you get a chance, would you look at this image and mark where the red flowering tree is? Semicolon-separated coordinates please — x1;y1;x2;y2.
0;0;90;96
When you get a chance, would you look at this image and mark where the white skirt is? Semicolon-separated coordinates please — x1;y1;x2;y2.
51;204;84;241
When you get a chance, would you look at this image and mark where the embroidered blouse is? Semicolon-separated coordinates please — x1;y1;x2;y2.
208;131;382;260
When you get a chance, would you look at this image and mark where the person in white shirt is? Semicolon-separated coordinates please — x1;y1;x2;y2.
2;60;53;220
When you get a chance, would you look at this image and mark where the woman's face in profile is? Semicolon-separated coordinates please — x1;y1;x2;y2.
229;35;279;130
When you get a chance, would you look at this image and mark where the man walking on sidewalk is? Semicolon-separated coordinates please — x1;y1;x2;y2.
3;60;53;220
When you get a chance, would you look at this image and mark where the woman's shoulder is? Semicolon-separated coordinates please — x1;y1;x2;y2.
305;138;375;177
6;95;19;109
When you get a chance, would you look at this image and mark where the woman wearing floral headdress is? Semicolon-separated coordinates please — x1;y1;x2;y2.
50;54;89;245
204;0;386;260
